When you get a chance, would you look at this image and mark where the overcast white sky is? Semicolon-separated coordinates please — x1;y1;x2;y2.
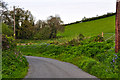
3;0;116;24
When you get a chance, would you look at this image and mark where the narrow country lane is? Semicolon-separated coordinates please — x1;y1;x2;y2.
24;56;98;78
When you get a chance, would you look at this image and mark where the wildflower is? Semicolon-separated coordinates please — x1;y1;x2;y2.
115;57;117;60
15;52;16;54
112;59;115;62
7;46;9;48
20;60;22;62
47;44;50;46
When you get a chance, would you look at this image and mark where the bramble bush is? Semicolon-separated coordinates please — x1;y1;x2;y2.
2;34;16;50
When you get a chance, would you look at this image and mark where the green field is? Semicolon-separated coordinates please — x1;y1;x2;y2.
60;15;115;37
58;15;115;41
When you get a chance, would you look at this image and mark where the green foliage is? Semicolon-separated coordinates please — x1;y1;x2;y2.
2;34;16;50
65;34;85;46
34;27;51;40
2;49;28;78
2;23;13;36
2;34;28;78
18;38;119;78
78;34;85;41
63;34;104;46
47;15;64;38
3;7;35;39
88;35;104;42
18;25;35;39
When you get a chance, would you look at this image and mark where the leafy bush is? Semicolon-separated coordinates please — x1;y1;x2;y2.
88;35;104;42
2;23;13;36
62;34;104;46
34;27;51;40
2;34;28;78
2;49;28;78
66;34;85;46
2;34;16;50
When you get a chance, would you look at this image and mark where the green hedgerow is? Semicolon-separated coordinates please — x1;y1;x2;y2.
2;34;16;50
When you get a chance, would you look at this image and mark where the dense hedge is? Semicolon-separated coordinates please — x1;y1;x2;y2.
64;13;116;26
2;34;16;50
2;34;28;78
2;23;13;36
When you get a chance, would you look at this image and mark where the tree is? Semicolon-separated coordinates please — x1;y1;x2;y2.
47;15;64;38
17;10;35;39
3;7;35;39
34;20;50;40
35;20;43;31
0;1;12;26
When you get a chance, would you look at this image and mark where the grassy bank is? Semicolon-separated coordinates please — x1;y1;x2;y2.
17;38;120;79
2;34;29;78
58;15;115;38
2;49;28;78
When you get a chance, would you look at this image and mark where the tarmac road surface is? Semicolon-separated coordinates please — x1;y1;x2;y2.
25;56;98;78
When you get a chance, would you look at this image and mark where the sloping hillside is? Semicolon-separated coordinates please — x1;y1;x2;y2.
59;15;115;39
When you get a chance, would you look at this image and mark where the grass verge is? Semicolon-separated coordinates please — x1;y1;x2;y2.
17;41;120;79
2;49;28;78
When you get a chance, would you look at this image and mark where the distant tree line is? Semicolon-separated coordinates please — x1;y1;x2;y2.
64;12;116;26
1;1;64;40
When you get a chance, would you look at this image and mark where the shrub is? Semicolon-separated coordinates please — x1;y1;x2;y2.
2;34;16;50
78;34;84;41
67;34;85;46
88;35;104;42
2;49;28;78
34;27;51;40
2;23;13;36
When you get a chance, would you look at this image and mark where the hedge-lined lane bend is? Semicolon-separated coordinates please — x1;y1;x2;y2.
24;56;98;78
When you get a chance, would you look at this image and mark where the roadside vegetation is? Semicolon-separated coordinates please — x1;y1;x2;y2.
1;1;119;79
18;35;120;79
2;24;28;78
